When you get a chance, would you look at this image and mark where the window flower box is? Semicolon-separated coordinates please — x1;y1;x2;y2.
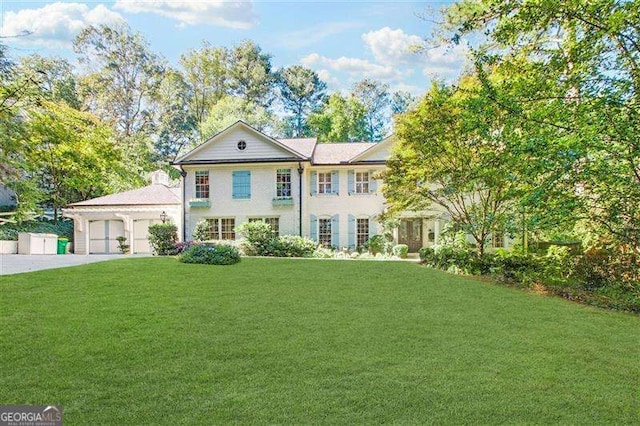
189;198;211;208
272;196;293;206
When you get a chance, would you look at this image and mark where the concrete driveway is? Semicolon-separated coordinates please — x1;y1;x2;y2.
0;254;137;276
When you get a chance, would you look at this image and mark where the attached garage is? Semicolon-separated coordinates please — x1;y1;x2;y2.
63;171;182;255
132;219;161;254
89;220;125;254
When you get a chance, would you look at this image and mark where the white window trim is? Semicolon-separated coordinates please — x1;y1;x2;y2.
317;172;333;195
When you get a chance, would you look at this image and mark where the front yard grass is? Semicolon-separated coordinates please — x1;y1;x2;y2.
1;257;638;424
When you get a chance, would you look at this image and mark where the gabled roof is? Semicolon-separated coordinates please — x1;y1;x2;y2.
173;121;308;165
349;135;394;163
312;142;378;165
68;184;180;207
277;137;317;158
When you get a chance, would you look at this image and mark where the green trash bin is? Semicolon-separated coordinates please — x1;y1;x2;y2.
57;237;69;254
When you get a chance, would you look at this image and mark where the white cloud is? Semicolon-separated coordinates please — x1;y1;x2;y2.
301;53;403;81
113;0;257;29
278;21;363;49
316;69;339;88
1;2;123;47
361;27;425;64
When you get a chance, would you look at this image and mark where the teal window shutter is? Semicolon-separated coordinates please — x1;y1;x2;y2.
348;170;354;195
232;171;251;199
331;214;339;247
369;170;377;193
310;214;318;240
369;217;375;236
348;214;356;248
331;171;339;195
310;171;317;196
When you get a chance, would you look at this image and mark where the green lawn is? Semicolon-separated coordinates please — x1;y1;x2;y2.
1;258;638;424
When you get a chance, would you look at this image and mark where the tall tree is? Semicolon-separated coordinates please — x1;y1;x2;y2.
153;68;197;161
308;93;368;142
25;100;136;221
17;54;80;108
73;23;165;138
383;77;520;255
179;41;229;135
200;95;280;140
443;0;640;248
229;40;274;107
390;90;416;115
351;79;390;141
277;65;327;137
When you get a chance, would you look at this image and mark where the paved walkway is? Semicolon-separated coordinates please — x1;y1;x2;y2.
0;254;135;276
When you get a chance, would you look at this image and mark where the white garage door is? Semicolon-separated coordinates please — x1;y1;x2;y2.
89;220;125;254
133;219;161;254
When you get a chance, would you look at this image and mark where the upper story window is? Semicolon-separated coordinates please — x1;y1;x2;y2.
276;169;292;197
237;140;247;151
318;172;332;194
195;171;209;199
355;172;370;194
232;171;251;199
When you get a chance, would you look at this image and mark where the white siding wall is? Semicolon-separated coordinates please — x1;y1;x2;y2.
306;166;386;248
184;163;302;240
183;163;386;247
186;128;295;162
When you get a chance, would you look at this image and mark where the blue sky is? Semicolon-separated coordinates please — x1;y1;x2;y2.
0;1;467;94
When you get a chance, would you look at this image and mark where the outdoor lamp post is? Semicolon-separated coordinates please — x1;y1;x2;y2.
160;211;168;224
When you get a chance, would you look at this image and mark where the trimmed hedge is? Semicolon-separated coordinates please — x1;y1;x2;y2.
148;223;178;255
179;244;240;265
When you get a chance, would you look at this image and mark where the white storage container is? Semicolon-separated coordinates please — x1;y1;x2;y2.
18;232;58;255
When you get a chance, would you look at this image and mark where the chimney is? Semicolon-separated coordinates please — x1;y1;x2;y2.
150;170;170;186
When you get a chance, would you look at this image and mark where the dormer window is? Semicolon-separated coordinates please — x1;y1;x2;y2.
237;140;247;151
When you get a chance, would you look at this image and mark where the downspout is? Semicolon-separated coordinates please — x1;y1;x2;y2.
180;166;187;242
297;162;304;237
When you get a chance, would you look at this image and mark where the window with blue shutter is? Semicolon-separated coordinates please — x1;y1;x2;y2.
310;172;317;196
369;169;377;193
310;214;318;241
348;214;356;248
331;214;339;247
232;171;251;199
331;170;339;195
348;170;355;195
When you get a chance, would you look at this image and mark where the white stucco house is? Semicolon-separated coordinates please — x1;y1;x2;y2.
171;121;450;252
63;120;508;254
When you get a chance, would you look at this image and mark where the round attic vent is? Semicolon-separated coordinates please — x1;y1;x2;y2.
237;140;247;151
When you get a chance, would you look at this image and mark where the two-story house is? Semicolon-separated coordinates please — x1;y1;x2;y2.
64;121;458;254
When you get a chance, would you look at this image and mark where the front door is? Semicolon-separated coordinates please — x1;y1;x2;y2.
399;219;423;252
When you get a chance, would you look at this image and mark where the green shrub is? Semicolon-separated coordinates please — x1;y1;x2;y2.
192;219;211;242
265;235;316;257
313;245;335;258
365;234;392;255
179;244;240;265
236;221;274;255
419;246;434;262
392;244;409;259
148;223;178;255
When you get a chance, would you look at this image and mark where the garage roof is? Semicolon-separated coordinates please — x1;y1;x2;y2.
68;184;180;207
